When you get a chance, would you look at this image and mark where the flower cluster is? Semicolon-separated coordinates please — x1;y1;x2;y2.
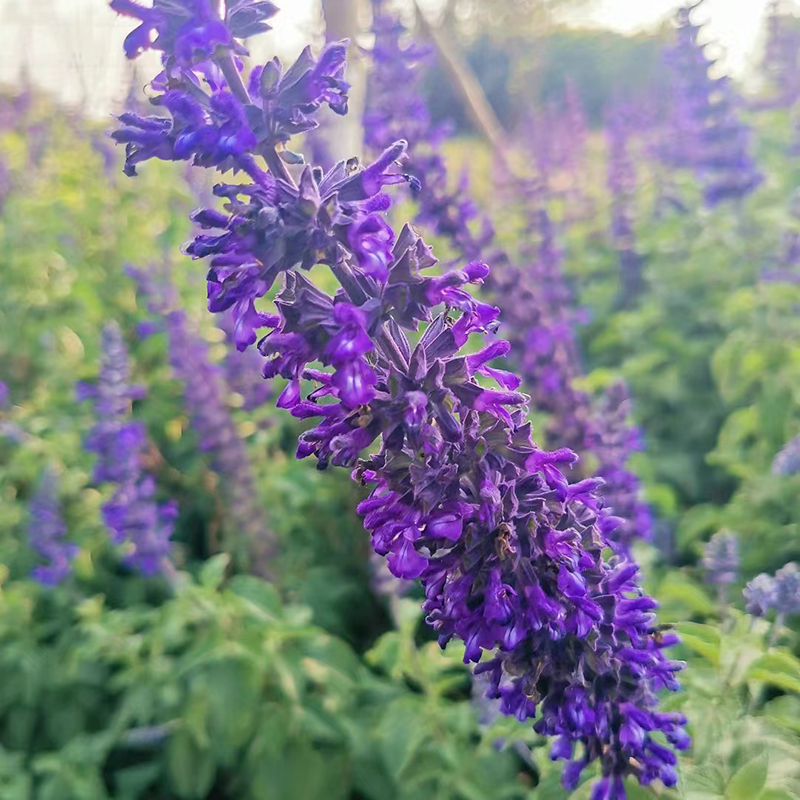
701;530;739;609
365;3;595;461
111;2;347;179
772;434;800;476
744;562;800;617
128;266;275;576
702;530;739;585
27;468;78;587
523;81;589;211
762;0;800;108
587;382;652;557
662;4;763;206
110;2;688;794
80;321;176;575
606;110;645;304
110;0;279;65
496;194;593;459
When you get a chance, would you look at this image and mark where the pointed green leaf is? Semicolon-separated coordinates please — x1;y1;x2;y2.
199;553;230;589
677;622;722;666
726;754;768;800
747;651;800;695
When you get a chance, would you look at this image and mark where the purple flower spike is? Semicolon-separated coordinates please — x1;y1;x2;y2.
111;2;689;794
587;381;652;557
774;562;800;615
128;266;276;576
702;531;739;585
28;468;78;587
744;573;778;617
606;108;645;303
661;4;762;207
743;562;800;619
80;321;174;575
772;435;800;476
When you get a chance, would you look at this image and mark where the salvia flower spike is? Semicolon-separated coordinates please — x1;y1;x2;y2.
662;3;763;207
128;265;276;576
28;467;78;587
587;381;653;558
80;321;176;575
109;1;688;794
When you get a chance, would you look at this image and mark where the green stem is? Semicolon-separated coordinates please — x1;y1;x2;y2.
263;146;295;186
216;52;251;106
768;611;786;648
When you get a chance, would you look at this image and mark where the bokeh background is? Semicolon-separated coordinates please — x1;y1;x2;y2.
2;1;800;799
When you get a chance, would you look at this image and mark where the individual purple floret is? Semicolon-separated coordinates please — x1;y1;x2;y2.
128;266;276;576
81;321;175;575
587;382;652;557
662;3;763;207
27;468;78;587
111;3;688;794
0;381;8;409
772;435;800;476
743;573;778;617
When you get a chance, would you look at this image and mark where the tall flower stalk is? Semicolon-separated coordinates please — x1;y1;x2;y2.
588;382;653;558
80;321;176;576
606;109;646;305
702;530;739;608
27;467;77;587
108;2;688;794
662;2;763;207
128;266;276;576
762;0;800;108
364;2;591;459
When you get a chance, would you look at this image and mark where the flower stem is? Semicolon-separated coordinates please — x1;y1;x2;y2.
216;52;251;105
263;146;295;186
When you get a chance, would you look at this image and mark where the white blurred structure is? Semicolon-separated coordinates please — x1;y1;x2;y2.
0;0;321;116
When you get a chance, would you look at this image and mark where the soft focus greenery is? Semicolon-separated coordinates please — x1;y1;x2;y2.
0;69;799;800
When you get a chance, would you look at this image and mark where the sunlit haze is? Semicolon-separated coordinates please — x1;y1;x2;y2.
0;0;781;114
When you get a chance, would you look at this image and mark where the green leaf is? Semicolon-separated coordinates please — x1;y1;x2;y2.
199;553;230;589
726;754;768;800
658;572;716;616
113;763;161;799
248;740;351;800
166;732;215;799
757;790;797;800
746;651;800;695
228;575;282;616
377;696;431;780
677;622;722;666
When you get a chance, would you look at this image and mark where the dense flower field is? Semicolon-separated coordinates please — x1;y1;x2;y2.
1;1;800;799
